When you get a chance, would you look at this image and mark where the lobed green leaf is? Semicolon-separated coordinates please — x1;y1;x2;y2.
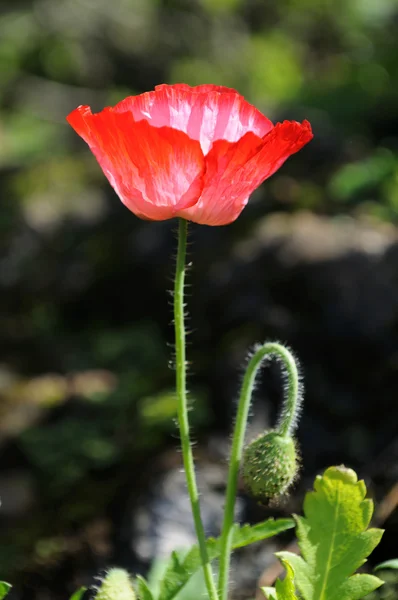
278;466;384;600
137;575;155;600
263;587;277;600
262;559;298;600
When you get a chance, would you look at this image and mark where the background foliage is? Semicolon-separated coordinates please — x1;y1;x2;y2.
0;0;397;598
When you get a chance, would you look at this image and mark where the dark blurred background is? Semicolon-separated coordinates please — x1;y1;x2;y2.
0;0;397;598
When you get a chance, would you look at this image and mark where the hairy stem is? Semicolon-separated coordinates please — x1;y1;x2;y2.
218;342;301;600
174;218;219;600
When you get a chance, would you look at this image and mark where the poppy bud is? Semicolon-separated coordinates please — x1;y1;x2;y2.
95;568;135;600
242;430;298;503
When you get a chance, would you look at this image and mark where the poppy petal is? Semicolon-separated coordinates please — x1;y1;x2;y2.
111;85;273;154
240;119;314;190
66;104;96;145
177;132;264;225
67;87;313;225
178;120;313;226
67;106;205;221
155;83;239;94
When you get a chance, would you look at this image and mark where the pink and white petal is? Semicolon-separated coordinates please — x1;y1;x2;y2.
184;91;273;154
67;106;205;221
111;86;273;154
178;120;313;226
155;83;238;94
177;132;264;225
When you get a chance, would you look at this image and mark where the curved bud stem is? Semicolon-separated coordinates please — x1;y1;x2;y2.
174;218;219;600
217;342;302;600
273;343;302;438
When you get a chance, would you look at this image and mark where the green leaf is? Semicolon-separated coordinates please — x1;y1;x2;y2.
137;575;155;600
158;518;294;600
146;557;171;598
262;560;298;600
262;587;277;600
278;466;384;600
274;560;299;599
374;559;398;571
69;588;86;600
170;568;207;600
147;554;208;600
0;583;11;600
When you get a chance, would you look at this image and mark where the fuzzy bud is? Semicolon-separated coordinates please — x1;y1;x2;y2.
95;568;136;600
242;430;298;503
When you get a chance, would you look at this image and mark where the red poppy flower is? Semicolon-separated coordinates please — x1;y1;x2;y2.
67;84;313;226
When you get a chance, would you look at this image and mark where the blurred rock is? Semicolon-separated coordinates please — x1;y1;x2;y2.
235;212;397;262
131;448;241;562
0;470;36;516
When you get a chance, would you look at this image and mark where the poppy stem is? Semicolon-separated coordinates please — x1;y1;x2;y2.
174;218;219;600
217;342;302;600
